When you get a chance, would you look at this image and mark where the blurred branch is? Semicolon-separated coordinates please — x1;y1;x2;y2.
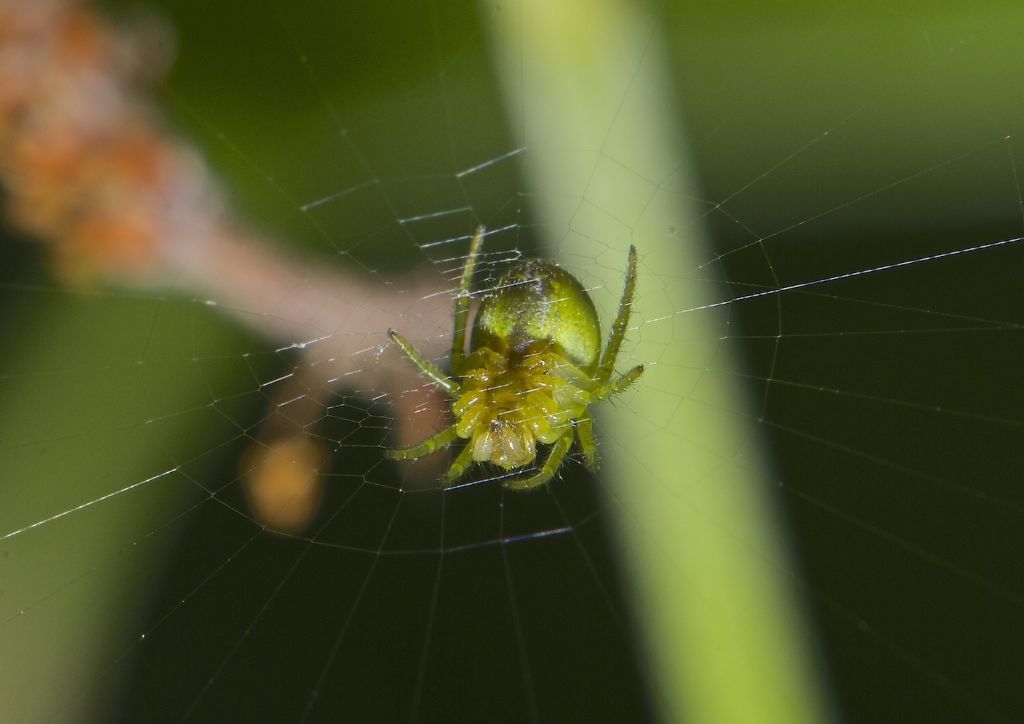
0;0;451;528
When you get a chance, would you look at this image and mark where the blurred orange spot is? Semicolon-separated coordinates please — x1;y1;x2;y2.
242;436;328;534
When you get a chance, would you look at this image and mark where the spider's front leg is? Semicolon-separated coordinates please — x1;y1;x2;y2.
597;245;639;385
450;225;485;376
388;329;459;398
594;363;644;403
504;434;573;492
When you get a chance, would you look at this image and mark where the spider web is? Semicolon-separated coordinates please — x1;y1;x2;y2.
1;1;1022;723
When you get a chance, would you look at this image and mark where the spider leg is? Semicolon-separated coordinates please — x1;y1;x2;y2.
597;245;638;385
504;435;572;492
575;411;599;473
388;329;459;397
441;440;477;487
595;363;644;402
450;225;485;376
387;425;458;461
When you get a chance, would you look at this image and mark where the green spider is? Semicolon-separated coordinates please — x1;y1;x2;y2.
387;226;643;492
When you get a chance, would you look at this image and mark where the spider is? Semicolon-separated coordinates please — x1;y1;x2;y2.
387;226;643;492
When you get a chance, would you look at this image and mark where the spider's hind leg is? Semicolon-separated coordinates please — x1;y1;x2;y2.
440;440;477;487
576;411;599;473
387;426;458;461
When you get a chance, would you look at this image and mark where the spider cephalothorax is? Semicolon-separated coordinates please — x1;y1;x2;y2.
387;227;643;491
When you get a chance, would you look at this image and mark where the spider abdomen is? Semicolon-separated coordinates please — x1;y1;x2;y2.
471;259;602;372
